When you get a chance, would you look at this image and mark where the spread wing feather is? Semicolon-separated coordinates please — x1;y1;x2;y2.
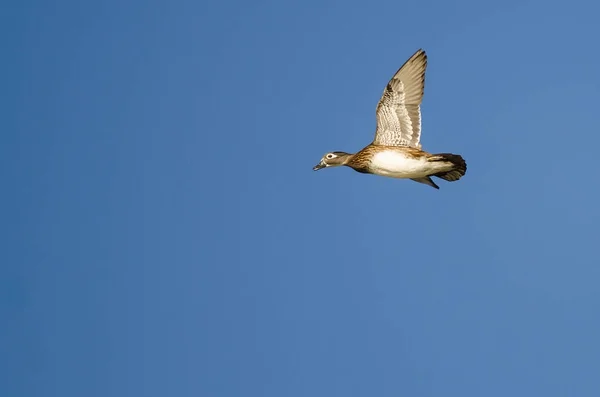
373;49;427;148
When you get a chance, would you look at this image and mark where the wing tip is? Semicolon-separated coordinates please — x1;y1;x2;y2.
395;48;428;77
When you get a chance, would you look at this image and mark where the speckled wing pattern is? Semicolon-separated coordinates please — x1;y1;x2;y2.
372;49;427;148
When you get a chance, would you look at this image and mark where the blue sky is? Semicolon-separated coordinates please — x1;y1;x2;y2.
3;0;600;396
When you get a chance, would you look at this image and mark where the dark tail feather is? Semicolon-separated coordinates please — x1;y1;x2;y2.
430;153;467;182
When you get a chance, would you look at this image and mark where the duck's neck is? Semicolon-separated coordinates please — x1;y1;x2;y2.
339;152;354;166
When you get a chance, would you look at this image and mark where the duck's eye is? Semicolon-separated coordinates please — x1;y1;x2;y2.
326;154;334;159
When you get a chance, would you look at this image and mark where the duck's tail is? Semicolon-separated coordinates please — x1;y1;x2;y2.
429;153;467;182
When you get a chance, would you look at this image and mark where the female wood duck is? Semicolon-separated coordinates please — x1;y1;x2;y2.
313;49;466;189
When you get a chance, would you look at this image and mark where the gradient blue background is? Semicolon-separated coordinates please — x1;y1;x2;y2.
3;0;600;396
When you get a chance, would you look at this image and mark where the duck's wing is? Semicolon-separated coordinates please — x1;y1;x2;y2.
373;49;427;148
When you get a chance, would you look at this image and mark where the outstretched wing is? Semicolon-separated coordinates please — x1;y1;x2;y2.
372;49;427;148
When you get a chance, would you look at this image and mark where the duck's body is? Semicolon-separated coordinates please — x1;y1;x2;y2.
313;49;467;189
351;145;450;178
370;149;442;179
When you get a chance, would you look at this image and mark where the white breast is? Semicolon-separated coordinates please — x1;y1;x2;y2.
371;150;442;179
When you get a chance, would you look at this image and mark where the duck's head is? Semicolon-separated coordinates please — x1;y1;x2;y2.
313;151;352;171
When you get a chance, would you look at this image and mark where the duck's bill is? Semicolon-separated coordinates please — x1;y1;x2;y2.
313;161;326;171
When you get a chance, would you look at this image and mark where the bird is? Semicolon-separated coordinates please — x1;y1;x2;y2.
313;49;466;189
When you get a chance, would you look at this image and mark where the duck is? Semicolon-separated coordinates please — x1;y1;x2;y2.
313;49;466;189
